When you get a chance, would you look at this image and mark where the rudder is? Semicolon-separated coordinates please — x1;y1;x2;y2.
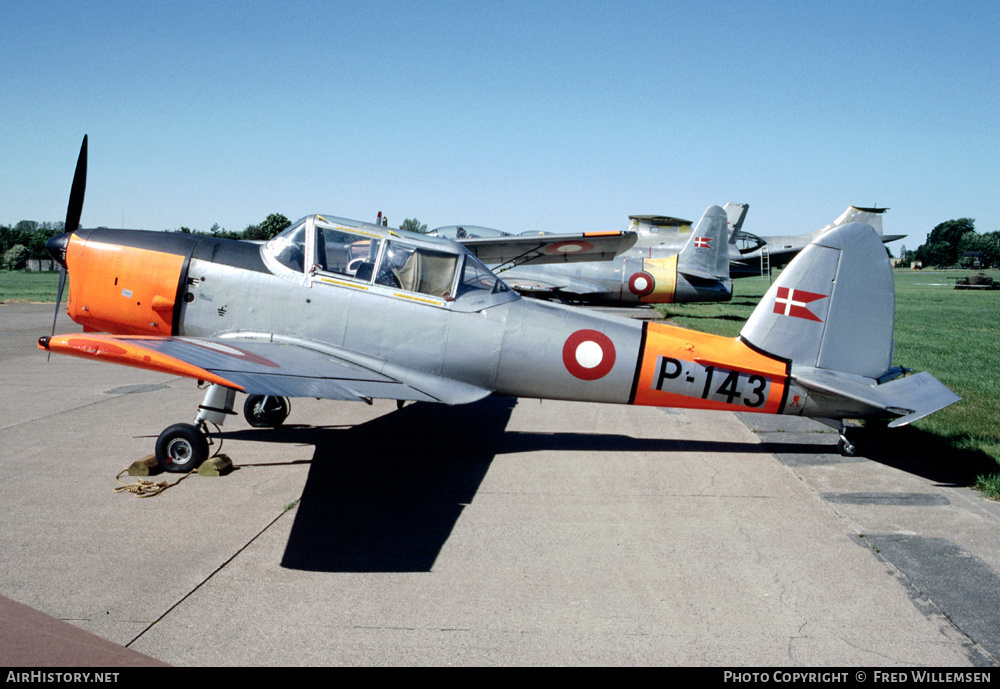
740;222;894;379
677;205;730;280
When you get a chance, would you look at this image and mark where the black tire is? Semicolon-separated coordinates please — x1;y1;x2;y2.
243;395;290;428
837;436;857;457
155;423;209;473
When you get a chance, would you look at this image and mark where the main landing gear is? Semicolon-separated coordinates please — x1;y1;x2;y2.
243;394;291;428
154;386;290;472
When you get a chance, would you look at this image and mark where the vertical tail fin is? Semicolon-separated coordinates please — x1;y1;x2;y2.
819;206;887;237
740;222;894;379
723;202;749;240
677;205;730;280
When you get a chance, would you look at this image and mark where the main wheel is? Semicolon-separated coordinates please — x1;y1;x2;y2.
837;436;857;457
243;395;290;428
155;423;209;473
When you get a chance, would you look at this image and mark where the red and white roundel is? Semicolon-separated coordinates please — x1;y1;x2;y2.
545;240;594;255
562;329;616;380
627;271;655;296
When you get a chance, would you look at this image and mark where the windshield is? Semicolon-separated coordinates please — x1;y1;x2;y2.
458;254;509;297
266;221;307;272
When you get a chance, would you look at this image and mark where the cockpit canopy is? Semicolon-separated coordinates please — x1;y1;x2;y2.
430;225;513;240
264;215;516;310
732;230;767;254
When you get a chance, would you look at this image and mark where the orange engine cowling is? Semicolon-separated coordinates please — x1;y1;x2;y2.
64;229;192;336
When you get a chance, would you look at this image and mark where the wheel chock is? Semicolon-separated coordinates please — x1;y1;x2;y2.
128;455;161;476
197;454;233;477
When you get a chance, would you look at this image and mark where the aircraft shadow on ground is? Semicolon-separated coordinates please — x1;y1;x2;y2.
215;401;994;572
277;396;517;573
850;424;998;487
217;397;771;573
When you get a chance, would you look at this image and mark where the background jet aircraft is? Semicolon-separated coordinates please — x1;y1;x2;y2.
435;204;735;306
628;205;904;278
730;206;904;275
40;137;958;471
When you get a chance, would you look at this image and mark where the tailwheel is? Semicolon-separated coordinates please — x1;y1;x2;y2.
243;395;290;428
155;423;209;473
837;434;857;457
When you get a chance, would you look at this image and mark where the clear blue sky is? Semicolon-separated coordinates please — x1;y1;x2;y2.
2;0;998;250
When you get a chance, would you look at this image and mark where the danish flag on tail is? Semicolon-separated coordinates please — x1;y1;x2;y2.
694;236;712;249
773;286;826;322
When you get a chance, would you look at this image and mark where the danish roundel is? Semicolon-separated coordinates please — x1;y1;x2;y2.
628;271;655;297
545;240;594;255
562;329;616;381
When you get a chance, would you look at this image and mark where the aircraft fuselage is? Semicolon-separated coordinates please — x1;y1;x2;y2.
53;227;814;420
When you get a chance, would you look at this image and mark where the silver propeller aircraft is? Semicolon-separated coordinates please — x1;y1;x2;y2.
434;203;739;306
40;137;959;471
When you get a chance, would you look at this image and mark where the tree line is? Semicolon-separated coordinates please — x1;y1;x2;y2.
897;218;1000;269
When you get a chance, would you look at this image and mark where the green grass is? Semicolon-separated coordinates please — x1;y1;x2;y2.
659;268;1000;499
657;275;774;337
0;270;61;302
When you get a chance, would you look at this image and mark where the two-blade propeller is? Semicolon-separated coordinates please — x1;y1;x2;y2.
46;135;87;358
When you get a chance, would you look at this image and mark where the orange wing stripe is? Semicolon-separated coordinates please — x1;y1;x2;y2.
39;335;243;390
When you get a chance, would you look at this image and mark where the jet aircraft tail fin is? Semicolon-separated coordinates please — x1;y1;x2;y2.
818;206;888;238
723;203;749;241
740;222;895;379
676;205;730;280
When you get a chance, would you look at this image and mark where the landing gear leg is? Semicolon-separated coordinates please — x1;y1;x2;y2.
837;433;857;457
836;421;858;457
154;385;236;472
817;418;858;457
243;394;290;428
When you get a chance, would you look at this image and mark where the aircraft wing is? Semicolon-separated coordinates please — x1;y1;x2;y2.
39;333;491;405
458;231;637;269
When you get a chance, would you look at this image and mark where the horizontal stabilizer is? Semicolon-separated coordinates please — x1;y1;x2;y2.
793;367;960;427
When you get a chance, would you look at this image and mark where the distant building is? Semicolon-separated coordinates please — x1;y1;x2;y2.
26;259;56;272
962;251;982;269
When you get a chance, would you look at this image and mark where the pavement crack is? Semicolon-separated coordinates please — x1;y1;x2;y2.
123;505;294;649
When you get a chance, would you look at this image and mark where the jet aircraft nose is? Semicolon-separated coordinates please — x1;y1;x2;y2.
46;232;71;267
